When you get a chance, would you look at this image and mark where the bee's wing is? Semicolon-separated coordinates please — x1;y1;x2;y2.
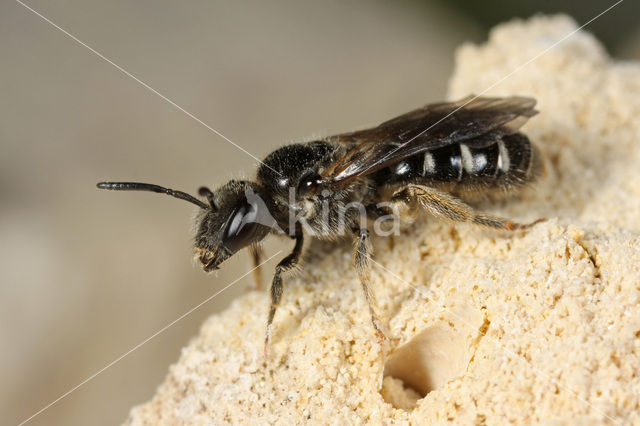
322;96;537;184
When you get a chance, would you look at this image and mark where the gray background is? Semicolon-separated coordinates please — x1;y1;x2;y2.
1;1;637;425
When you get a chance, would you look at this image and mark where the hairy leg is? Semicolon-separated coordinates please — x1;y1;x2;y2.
392;184;544;230
353;228;386;341
265;230;304;354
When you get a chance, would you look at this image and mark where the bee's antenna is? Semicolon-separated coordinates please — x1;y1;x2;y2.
198;186;218;212
97;182;209;210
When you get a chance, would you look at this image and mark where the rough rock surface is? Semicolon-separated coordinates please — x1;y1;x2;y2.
126;15;640;425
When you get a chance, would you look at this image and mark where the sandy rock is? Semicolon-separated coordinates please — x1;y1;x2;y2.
126;15;640;425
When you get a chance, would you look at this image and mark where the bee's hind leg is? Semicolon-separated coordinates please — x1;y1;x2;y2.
392;184;544;230
352;227;386;341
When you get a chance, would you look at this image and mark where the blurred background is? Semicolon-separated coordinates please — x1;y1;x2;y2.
1;0;638;424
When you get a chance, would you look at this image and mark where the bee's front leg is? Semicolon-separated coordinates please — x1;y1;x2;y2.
265;227;304;355
249;245;263;291
352;227;386;341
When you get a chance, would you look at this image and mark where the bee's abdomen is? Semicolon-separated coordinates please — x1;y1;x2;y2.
375;133;541;193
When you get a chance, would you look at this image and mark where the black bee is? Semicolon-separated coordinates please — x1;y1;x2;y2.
98;96;543;350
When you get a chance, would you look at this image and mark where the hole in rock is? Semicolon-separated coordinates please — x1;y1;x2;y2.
381;302;484;410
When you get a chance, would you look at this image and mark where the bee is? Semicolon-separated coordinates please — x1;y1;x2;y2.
98;96;543;350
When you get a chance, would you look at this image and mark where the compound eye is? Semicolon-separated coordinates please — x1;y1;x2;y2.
222;203;260;252
297;172;323;195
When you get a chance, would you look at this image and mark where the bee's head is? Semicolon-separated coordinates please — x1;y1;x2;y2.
193;180;275;272
97;180;275;273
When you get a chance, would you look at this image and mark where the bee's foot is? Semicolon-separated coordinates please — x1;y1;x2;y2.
506;217;546;231
527;218;547;228
264;332;271;358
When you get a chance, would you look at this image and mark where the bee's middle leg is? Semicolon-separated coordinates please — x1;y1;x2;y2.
352;227;386;341
392;184;543;230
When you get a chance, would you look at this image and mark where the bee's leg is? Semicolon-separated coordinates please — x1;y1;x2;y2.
249;245;263;291
265;230;304;355
353;228;386;341
392;184;544;230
